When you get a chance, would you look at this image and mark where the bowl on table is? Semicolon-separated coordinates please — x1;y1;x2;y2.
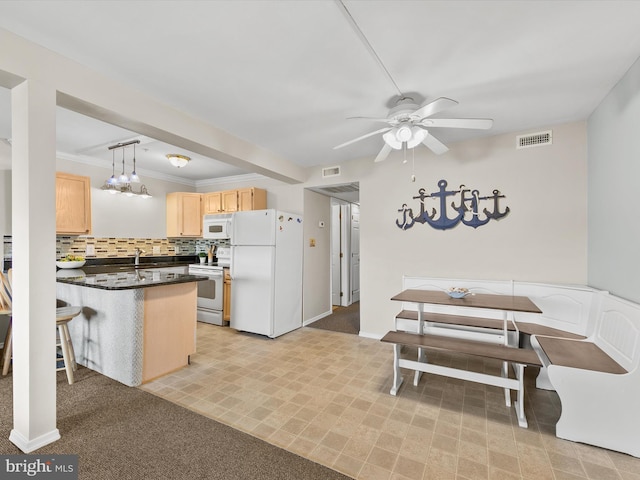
56;260;86;269
446;287;470;299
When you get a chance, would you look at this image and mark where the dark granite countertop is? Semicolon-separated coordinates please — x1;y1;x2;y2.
56;269;208;291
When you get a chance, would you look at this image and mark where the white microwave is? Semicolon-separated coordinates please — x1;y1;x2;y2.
203;213;233;239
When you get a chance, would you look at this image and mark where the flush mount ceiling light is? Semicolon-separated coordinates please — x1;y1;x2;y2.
167;154;191;168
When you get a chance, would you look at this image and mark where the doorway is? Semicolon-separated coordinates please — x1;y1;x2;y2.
331;200;360;307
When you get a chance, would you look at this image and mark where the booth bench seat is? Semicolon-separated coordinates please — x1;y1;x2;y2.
531;292;640;458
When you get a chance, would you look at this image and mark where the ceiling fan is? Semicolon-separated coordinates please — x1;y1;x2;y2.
333;95;494;163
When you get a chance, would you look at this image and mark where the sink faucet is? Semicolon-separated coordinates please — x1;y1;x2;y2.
134;248;146;266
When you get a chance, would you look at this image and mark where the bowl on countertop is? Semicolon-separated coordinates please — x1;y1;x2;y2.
446;287;470;299
56;260;86;269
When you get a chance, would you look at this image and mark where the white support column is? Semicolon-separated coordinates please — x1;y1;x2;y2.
9;79;60;452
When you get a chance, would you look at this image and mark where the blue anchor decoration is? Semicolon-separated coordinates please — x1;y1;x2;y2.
396;180;510;231
483;189;510;220
396;204;415;230
457;188;491;229
419;180;463;230
410;188;434;225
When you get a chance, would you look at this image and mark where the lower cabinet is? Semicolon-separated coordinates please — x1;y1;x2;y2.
223;268;231;322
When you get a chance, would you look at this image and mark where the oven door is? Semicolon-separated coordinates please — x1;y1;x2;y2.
191;267;224;311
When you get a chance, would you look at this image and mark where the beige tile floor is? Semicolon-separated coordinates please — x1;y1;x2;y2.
141;323;640;480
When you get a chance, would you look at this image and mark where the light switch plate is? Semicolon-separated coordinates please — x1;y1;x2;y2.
153;246;161;255
86;244;95;256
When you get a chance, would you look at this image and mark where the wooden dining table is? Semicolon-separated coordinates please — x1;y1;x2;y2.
390;288;543;427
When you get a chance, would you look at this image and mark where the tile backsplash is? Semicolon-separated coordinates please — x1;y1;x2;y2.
4;235;229;260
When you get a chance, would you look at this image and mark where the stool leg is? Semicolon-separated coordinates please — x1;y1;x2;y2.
62;324;77;372
2;320;12;376
58;324;75;385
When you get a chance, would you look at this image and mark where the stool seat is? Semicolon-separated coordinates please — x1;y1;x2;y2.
56;306;82;384
56;306;82;323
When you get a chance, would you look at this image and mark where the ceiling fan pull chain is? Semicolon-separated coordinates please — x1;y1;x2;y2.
411;148;416;183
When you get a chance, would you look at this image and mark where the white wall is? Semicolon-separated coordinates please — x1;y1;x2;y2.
55;157;194;239
302;189;332;323
588;55;640;303
251;121;588;337
0;169;10;236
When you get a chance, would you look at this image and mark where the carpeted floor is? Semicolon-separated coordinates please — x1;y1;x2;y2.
307;302;359;335
0;368;352;480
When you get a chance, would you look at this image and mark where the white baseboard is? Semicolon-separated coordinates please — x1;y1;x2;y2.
303;310;332;327
358;330;383;340
10;428;61;453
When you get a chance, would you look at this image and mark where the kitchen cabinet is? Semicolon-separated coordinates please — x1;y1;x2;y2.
223;268;231;322
203;190;238;215
56;172;92;235
238;187;267;211
166;192;202;237
203;187;266;214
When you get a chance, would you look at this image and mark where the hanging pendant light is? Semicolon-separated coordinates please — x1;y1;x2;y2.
107;149;118;185
129;142;140;183
117;148;129;185
104;139;149;197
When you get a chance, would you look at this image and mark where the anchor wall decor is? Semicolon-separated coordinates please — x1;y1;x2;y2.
396;179;509;231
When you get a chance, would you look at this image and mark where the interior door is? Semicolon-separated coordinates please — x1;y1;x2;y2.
350;204;360;303
331;203;341;306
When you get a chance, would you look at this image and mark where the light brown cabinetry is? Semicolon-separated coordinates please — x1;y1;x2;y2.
203;188;266;215
223;268;231;322
238;187;267;211
203;190;238;214
166;192;202;237
56;172;92;235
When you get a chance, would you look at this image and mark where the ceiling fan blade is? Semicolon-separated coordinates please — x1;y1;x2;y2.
422;132;449;155
419;118;493;130
333;127;391;149
374;143;392;162
412;97;458;120
346;116;391;123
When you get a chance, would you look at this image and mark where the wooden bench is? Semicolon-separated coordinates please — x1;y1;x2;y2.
531;292;640;458
381;330;542;428
396;310;586;341
393;277;640;457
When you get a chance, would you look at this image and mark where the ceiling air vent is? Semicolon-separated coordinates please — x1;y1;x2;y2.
516;130;552;149
321;183;359;194
322;165;341;178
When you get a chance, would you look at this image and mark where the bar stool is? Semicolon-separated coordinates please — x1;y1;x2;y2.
56;306;81;384
0;270;13;376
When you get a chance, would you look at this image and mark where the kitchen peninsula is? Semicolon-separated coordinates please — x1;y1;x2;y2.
56;268;206;386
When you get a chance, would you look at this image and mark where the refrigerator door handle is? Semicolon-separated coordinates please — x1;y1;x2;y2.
230;246;234;279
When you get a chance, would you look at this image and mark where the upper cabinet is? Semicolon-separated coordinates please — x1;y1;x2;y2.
166;192;202;237
204;188;266;215
238;188;267;212
203;190;238;215
56;172;92;235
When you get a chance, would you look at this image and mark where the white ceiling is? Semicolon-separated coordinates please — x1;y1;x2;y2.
1;1;640;184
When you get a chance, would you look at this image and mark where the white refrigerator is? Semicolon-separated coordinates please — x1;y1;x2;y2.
230;209;303;338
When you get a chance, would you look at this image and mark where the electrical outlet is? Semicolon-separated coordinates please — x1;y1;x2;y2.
174;245;180;254
86;244;95;256
153;246;161;255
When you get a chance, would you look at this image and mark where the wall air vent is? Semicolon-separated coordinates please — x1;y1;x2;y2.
516;130;552;149
322;165;341;178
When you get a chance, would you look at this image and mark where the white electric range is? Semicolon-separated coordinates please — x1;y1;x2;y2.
188;247;230;325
